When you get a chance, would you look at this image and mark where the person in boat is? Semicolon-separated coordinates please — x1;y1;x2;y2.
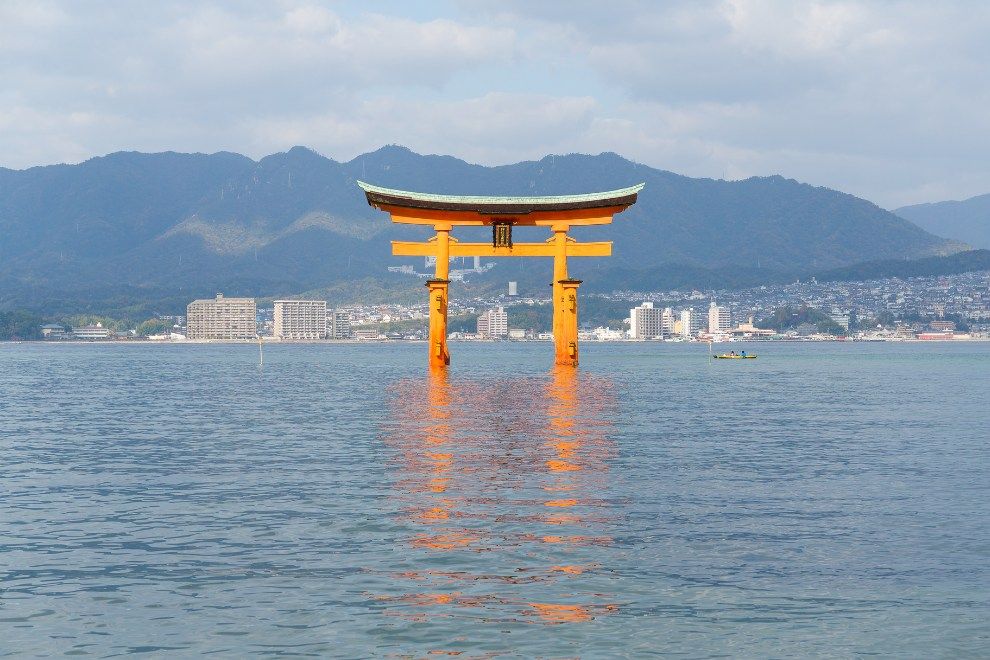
740;350;747;357
729;350;736;356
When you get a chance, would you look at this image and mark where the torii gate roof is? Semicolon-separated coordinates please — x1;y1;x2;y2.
357;181;645;215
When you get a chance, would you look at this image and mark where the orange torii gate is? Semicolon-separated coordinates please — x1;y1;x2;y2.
358;181;644;368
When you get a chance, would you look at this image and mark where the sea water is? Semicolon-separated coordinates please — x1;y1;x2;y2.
1;342;988;657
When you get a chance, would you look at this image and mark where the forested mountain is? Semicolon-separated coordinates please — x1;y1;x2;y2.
895;193;990;249
0;145;963;314
582;249;990;293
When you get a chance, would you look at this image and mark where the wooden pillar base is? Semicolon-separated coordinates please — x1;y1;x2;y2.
426;279;450;368
554;279;582;366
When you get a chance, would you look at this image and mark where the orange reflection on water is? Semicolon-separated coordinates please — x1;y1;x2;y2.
417;506;451;521
379;364;619;624
550;564;589;574
546;459;581;472
426;478;448;493
528;603;593;623
539;534;612;546
527;602;621;624
410;532;481;551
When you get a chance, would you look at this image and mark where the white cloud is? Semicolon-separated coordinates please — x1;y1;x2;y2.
0;0;67;52
0;0;988;206
461;0;990;205
243;92;598;164
157;6;514;93
283;5;340;34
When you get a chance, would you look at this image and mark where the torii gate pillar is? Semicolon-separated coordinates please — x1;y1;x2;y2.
555;279;582;366
426;224;451;368
426;279;450;368
551;223;580;366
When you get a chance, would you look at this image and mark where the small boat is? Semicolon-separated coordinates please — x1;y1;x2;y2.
713;353;757;359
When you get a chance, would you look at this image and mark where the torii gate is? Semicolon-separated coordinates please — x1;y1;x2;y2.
358;181;644;368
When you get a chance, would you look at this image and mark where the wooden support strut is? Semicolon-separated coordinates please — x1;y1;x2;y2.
391;240;611;258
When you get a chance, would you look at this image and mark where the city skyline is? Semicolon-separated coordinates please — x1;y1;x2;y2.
25;267;990;343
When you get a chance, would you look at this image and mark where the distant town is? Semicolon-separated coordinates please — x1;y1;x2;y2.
23;267;990;343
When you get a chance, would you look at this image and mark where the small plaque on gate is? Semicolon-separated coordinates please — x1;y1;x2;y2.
492;222;513;248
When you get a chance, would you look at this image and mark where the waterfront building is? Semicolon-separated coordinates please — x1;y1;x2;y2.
661;307;676;335
894;322;916;339
328;309;353;339
680;308;704;337
917;331;956;340
630;302;662;339
732;317;776;339
40;324;68;340
592;326;626;341
352;326;382;340
273;299;326;340
477;307;508;339
708;302;732;334
72;323;111;340
830;310;851;332
186;293;256;340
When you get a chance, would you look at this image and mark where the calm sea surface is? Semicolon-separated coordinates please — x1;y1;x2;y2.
1;341;988;657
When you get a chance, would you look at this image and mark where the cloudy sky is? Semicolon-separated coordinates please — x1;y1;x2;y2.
1;0;988;207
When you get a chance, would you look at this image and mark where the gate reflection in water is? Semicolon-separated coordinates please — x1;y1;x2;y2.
378;367;619;629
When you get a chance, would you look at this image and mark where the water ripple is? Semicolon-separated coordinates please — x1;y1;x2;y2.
1;341;988;656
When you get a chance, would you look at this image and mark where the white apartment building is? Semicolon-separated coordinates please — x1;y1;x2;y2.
186;293;257;340
708;302;732;334
273;299;327;340
680;308;705;337
477;306;508;338
72;323;112;340
328;309;352;339
830;310;851;332
629;302;663;339
661;307;676;335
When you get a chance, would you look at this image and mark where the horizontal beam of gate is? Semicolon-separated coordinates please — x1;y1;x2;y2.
391;241;612;258
380;206;622;226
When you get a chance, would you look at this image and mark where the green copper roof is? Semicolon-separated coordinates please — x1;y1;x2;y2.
356;181;645;206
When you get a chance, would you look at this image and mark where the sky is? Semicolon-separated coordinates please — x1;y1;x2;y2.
1;0;988;208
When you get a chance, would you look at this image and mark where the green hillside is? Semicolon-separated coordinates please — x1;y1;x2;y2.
0;145;963;314
896;193;990;249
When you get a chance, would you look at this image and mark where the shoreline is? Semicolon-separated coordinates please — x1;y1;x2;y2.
4;337;990;345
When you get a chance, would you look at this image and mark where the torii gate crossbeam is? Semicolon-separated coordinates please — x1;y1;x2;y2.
358;181;644;368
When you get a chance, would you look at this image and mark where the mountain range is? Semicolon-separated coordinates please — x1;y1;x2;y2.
895;193;990;249
0;145;968;315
